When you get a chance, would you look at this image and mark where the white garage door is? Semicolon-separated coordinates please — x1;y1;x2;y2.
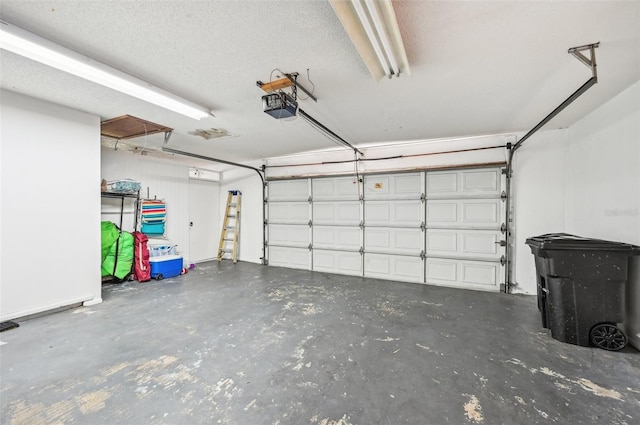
266;179;311;269
312;176;362;276
363;173;425;283
424;168;505;291
266;167;506;292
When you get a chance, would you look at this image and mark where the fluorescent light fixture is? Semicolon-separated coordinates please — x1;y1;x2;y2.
0;20;212;120
329;0;410;81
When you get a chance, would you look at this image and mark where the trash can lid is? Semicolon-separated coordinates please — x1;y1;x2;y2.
525;233;640;253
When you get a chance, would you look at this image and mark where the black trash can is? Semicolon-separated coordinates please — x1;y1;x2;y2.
526;233;640;351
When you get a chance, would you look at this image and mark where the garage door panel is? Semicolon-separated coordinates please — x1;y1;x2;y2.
365;227;423;255
427;172;457;194
426;258;500;292
312;177;360;200
426;202;457;223
365;202;390;222
427;199;501;228
365;200;422;226
364;173;422;199
268;224;310;247
462;262;498;287
269;180;309;201
426;259;457;282
427;168;501;198
426;231;457;253
462;201;499;224
462;169;500;194
313;201;360;225
364;253;423;283
462;232;500;256
366;254;390;274
268;246;310;270
313;226;361;250
269;202;309;224
313;250;362;276
427;230;501;259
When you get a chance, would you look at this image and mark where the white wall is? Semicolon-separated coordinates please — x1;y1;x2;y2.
1;90;101;321
220;171;266;264
565;81;640;348
565;81;640;244
101;146;220;266
510;129;568;294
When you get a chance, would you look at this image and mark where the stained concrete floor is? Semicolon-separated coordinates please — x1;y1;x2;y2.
1;261;639;425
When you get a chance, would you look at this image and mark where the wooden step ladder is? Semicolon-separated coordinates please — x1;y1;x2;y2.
217;190;241;263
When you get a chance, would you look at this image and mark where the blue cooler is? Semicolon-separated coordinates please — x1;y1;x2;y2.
149;255;183;280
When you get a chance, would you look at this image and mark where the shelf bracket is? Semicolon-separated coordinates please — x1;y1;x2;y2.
163;130;173;146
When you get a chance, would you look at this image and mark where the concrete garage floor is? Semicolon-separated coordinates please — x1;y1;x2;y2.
1;261;639;425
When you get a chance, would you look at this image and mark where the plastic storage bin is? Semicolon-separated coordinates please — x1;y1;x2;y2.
149;255;183;280
526;233;640;351
149;244;178;257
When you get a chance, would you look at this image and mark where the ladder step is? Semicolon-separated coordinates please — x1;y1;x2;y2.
219;189;241;262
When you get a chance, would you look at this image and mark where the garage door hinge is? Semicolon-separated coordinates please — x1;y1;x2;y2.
359;221;364;229
420;221;426;231
420;193;426;202
501;191;507;201
308;196;312;202
308;244;312;250
500;223;507;234
500;255;506;266
308;220;312;227
264;219;269;225
420;250;426;260
359;247;364;254
265;240;269;246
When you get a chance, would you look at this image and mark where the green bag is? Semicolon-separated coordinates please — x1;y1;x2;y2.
101;221;119;263
101;231;134;280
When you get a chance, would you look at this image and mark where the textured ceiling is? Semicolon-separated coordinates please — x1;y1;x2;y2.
1;1;639;164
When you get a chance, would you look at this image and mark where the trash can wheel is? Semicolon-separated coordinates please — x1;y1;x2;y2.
590;323;627;351
155;274;163;281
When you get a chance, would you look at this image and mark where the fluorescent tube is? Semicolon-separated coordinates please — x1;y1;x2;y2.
0;20;212;120
329;0;410;81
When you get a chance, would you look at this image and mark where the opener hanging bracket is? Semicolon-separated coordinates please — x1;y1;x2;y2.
568;42;599;80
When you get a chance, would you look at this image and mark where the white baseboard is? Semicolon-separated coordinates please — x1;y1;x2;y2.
83;298;103;306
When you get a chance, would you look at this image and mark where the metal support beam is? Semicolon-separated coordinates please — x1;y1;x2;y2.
512;77;597;153
504;42;600;293
298;108;364;156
